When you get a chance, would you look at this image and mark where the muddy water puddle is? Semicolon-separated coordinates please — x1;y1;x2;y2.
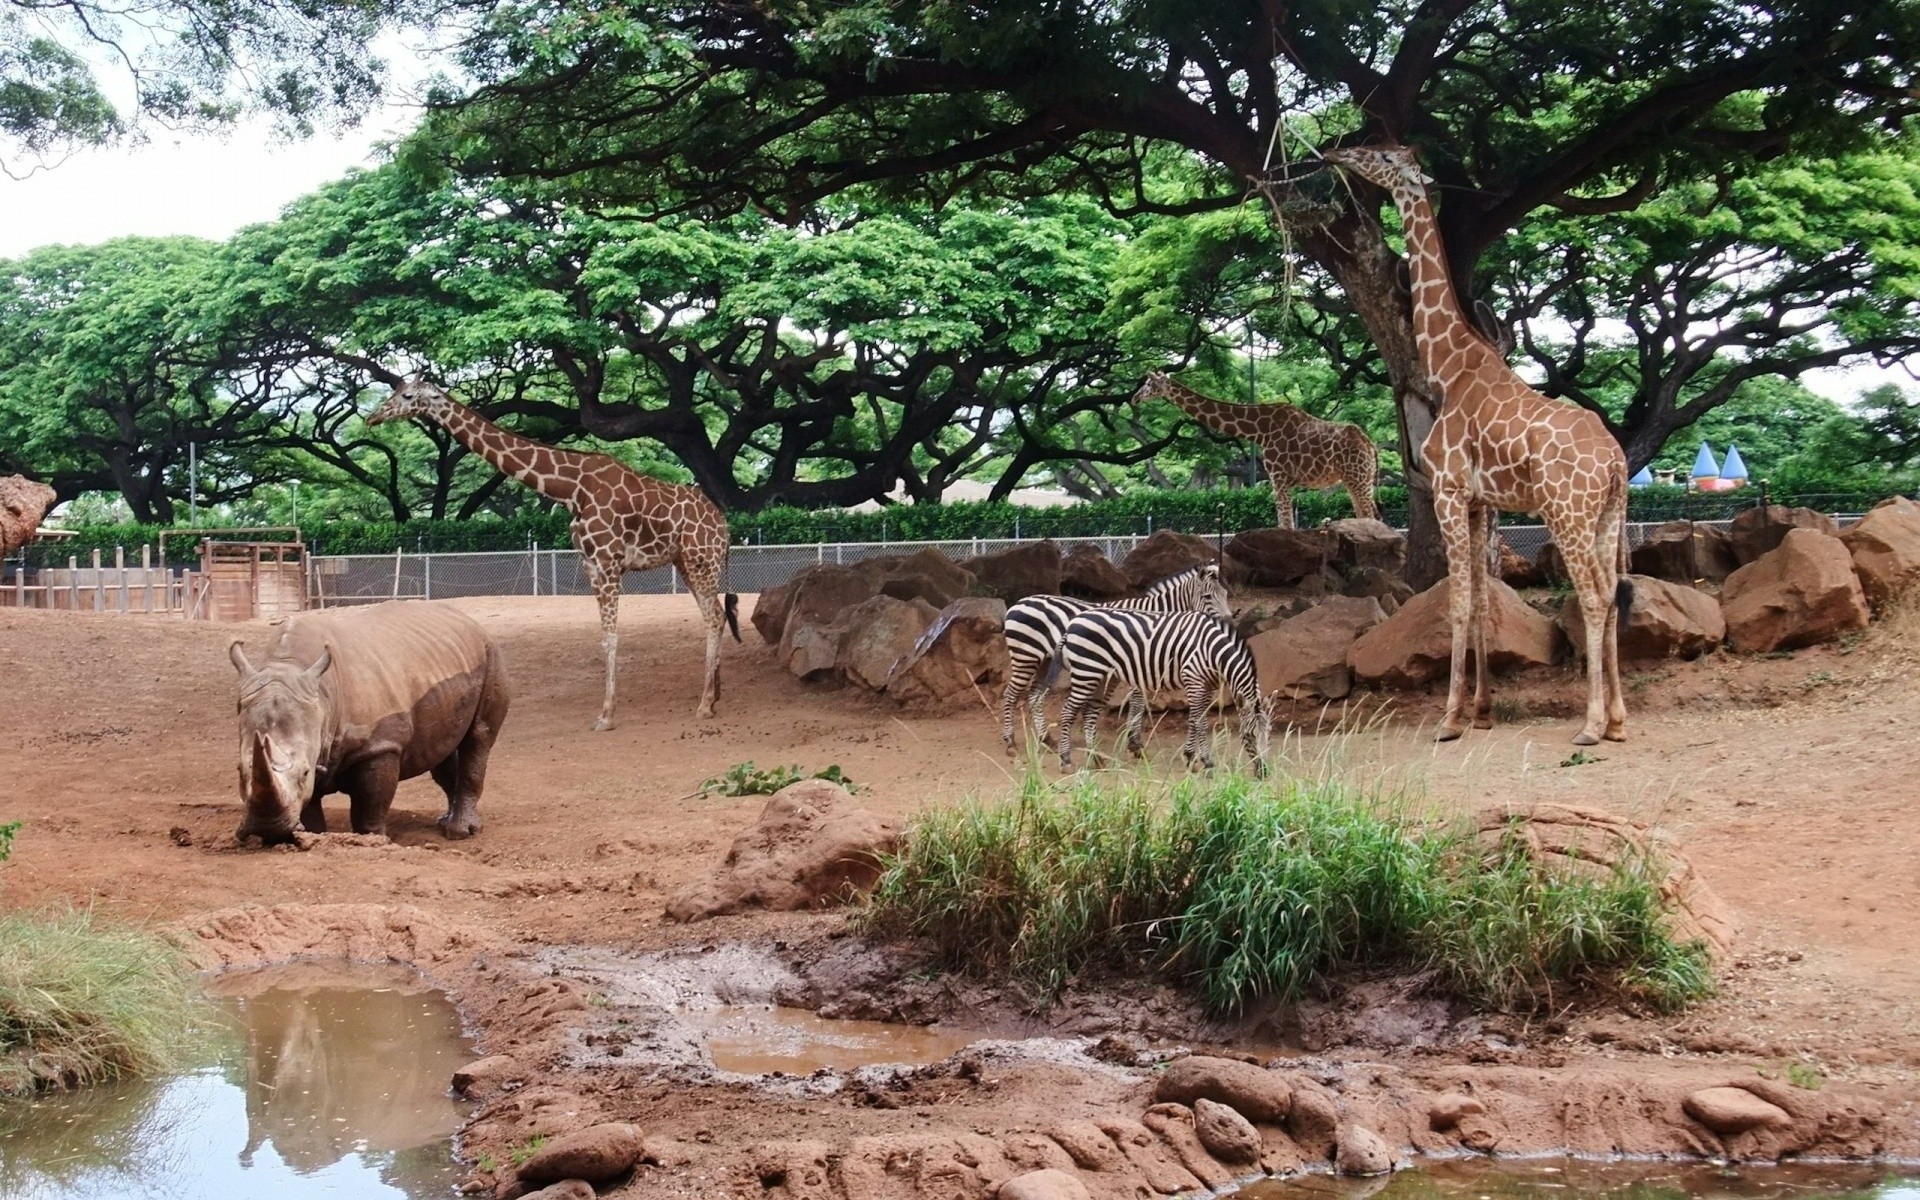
1235;1161;1918;1200
693;1006;988;1075
0;962;472;1200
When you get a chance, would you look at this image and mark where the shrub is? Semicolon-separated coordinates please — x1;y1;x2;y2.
861;770;1712;1014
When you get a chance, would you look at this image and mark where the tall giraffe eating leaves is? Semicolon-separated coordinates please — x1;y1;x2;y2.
1135;372;1379;529
368;378;739;728
1323;143;1630;746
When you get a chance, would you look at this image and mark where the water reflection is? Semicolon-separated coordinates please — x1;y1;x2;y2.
0;962;472;1200
693;1005;987;1075
1233;1161;1920;1200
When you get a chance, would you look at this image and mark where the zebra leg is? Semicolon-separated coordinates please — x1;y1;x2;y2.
1057;682;1085;770
1080;678;1107;763
1183;673;1215;770
1124;690;1147;758
1002;651;1037;756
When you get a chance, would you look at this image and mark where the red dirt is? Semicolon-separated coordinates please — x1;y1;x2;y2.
2;594;1917;1198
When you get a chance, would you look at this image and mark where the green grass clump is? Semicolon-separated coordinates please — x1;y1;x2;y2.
861;771;1712;1015
0;910;211;1096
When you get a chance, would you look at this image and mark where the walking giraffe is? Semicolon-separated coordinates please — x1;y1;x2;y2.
1322;143;1630;746
1136;372;1379;529
367;378;739;728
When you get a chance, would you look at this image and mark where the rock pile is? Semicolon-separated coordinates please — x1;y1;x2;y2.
664;780;901;922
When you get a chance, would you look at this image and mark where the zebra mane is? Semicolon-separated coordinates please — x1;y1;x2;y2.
1143;562;1219;598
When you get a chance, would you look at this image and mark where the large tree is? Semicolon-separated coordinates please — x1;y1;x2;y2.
415;0;1920;581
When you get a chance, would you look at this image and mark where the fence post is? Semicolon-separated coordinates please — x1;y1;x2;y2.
141;545;153;612
12;563;22;609
91;549;105;612
391;547;403;601
531;545;539;597
423;553;433;601
115;546;128;612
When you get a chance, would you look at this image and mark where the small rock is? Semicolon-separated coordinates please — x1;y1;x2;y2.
1427;1091;1486;1131
168;826;193;847
996;1168;1092;1200
1683;1086;1793;1136
452;1055;522;1098
1456;1115;1501;1153
1285;1083;1339;1158
1153;1055;1292;1123
514;1122;644;1187
1334;1124;1393;1177
520;1183;595;1200
1192;1098;1261;1165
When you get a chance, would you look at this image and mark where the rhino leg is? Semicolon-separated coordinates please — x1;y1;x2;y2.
299;795;326;834
434;643;509;840
346;755;400;837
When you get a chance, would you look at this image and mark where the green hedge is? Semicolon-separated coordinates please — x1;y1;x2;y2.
21;484;1906;563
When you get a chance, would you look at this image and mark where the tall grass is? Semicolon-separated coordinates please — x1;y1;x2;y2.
861;771;1713;1014
0;910;211;1096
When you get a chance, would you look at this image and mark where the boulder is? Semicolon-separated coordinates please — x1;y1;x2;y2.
1285;1084;1339;1159
520;1184;595;1200
1475;802;1737;959
1498;537;1545;588
1720;528;1870;653
1120;531;1220;590
514;1123;645;1187
884;596;1010;707
1342;565;1414;612
1427;1092;1485;1131
1334;1125;1392;1177
1560;575;1725;661
1630;520;1739;583
835;595;940;691
1249;596;1387;701
1840;495;1920;609
1192;1099;1261;1165
854;548;977;610
1152;1055;1291;1123
1729;505;1839;566
1225;527;1333;587
775;565;878;663
782;621;846;681
664;780;901;922
1326;518;1407;575
1683;1087;1793;1136
964;540;1063;602
452;1054;522;1099
750;580;795;645
996;1169;1091;1200
1535;539;1569;585
1060;545;1133;600
1347;577;1567;688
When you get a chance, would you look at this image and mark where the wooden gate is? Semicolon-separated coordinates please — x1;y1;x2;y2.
157;529;306;622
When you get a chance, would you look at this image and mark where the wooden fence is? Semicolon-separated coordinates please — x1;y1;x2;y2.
2;539;308;620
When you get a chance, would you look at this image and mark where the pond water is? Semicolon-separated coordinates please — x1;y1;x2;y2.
0;962;473;1200
1233;1161;1920;1200
692;1005;988;1075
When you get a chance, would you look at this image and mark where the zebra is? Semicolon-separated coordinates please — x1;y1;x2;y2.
1056;609;1271;776
1000;563;1231;755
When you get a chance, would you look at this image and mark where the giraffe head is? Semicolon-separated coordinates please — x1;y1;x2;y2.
1322;144;1433;196
1132;371;1176;403
367;375;451;427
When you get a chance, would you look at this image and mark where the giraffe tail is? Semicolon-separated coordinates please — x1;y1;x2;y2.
724;593;742;642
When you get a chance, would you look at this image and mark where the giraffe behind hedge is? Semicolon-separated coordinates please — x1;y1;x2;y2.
1136;372;1379;529
368;378;739;727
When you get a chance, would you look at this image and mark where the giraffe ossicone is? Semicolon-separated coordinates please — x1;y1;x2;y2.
367;376;740;727
1322;143;1632;746
1135;372;1379;530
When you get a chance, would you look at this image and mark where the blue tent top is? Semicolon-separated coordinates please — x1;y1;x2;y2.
1629;465;1654;487
1690;441;1721;479
1720;443;1749;480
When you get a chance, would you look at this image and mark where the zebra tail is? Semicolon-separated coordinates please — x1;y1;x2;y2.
1039;648;1064;692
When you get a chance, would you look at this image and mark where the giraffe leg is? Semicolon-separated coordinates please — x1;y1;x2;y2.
589;563;621;732
1564;545;1611;746
1434;491;1476;741
1601;491;1630;741
1469;505;1494;729
1274;484;1296;531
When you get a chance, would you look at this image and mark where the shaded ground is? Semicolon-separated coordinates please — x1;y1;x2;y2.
2;593;1917;1194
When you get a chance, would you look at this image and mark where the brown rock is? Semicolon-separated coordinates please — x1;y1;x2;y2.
1427;1092;1485;1131
515;1122;644;1187
1043;1123;1129;1173
520;1183;595;1200
1060;545;1133;600
1347;577;1567;688
1456;1115;1502;1153
1334;1124;1393;1176
1561;575;1725;661
1537;538;1569;585
996;1169;1091;1200
964;540;1063;602
1249;596;1387;701
1225;527;1334;586
664;780;901;922
782;621;845;681
1498;536;1545;588
1840;495;1920;609
853;548;977;610
1342;564;1414;611
1152;1055;1291;1123
1730;505;1839;566
835;595;940;691
884;596;1009;707
1631;520;1739;582
1683;1086;1793;1136
775;565;878;663
1327;518;1407;575
1475;802;1737;959
1192;1099;1262;1165
1120;530;1220;590
452;1054;522;1099
1094;1118;1203;1196
1285;1082;1339;1159
1720;528;1870;653
750;580;795;645
1140;1104;1236;1190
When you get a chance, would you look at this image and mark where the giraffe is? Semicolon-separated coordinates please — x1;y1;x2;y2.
367;378;740;728
1135;372;1379;529
1322;143;1630;746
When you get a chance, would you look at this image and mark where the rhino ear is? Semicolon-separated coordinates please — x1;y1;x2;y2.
230;640;255;677
304;644;333;681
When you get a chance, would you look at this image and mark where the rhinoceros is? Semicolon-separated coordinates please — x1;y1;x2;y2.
228;601;509;844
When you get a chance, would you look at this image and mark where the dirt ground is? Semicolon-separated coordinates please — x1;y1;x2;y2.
2;593;1917;1195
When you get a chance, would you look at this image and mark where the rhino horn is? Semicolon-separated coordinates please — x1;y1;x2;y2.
304;644;333;681
229;640;256;677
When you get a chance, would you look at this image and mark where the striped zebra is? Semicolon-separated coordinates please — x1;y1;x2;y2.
1001;564;1230;755
1056;609;1271;776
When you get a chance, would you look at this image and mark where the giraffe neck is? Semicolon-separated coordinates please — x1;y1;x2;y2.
1157;380;1299;439
1388;183;1481;393
428;400;583;507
